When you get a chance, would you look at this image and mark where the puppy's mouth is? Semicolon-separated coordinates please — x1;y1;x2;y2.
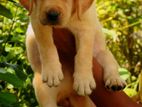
40;19;61;26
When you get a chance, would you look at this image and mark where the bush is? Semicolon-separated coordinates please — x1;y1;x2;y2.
0;0;38;106
0;0;142;106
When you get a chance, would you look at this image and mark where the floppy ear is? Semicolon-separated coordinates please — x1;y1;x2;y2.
19;0;35;14
76;0;94;18
19;0;30;10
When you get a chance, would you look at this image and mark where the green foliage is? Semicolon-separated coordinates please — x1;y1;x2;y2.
0;0;142;106
0;0;38;107
0;68;24;88
97;0;142;97
0;4;12;19
0;92;17;107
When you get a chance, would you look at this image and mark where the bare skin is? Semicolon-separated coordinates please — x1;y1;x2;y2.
53;28;142;107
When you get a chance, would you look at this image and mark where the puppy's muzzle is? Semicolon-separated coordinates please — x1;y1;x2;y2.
41;9;61;26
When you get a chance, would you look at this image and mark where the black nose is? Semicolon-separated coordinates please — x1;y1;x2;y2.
46;10;60;24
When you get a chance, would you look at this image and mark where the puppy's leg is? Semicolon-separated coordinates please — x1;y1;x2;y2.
73;29;96;96
30;22;64;87
26;23;41;72
69;94;95;107
33;72;58;107
94;29;126;91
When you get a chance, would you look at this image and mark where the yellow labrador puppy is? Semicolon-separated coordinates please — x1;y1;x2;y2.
21;0;126;106
29;0;98;95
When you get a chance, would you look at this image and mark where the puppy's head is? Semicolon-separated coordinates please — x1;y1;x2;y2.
36;0;74;26
20;0;94;27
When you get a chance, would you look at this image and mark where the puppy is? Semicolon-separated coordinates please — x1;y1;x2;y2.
21;0;126;107
26;25;95;107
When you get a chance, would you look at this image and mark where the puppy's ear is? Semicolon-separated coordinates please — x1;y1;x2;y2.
19;0;30;10
20;0;35;14
76;0;94;18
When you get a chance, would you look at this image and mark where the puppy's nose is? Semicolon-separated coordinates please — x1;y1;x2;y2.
46;10;60;24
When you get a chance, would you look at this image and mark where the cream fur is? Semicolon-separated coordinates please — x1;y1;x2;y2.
26;0;126;107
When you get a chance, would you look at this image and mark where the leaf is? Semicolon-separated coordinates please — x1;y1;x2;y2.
13;64;27;81
123;88;137;97
0;68;6;73
102;28;117;41
2;63;27;81
0;92;17;105
0;4;13;19
0;69;24;88
119;68;130;80
8;0;17;4
8;0;21;7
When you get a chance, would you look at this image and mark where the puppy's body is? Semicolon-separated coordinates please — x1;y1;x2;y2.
30;0;98;96
26;25;94;107
25;0;126;107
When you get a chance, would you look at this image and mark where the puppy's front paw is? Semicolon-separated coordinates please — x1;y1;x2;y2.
104;75;126;91
73;72;96;96
42;66;64;87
